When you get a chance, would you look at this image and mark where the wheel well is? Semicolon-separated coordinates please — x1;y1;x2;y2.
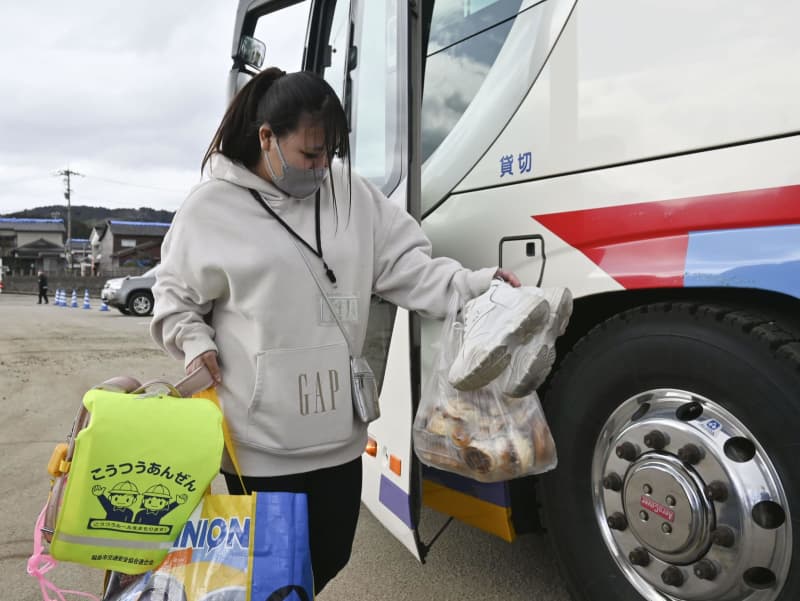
127;289;153;301
509;286;800;535
556;287;800;368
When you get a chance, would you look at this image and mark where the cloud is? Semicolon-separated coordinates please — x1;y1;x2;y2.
0;0;309;213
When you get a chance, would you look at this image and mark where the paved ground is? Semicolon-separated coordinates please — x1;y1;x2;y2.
0;292;571;600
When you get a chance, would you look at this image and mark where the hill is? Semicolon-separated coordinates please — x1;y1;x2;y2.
1;205;175;238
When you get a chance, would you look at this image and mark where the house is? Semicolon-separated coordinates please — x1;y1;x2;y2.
90;220;171;274
68;238;91;263
0;218;65;274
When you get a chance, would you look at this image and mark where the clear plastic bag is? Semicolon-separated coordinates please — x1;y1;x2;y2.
413;293;558;483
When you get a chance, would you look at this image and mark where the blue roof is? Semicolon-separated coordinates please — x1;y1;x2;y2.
109;220;171;227
0;217;63;223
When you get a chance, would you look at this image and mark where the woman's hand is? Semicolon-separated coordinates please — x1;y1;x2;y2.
494;268;522;287
187;350;222;384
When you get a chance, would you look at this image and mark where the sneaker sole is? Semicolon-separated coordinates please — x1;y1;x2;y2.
451;345;513;391
503;288;573;397
514;300;551;344
505;344;557;398
449;298;549;391
548;288;573;338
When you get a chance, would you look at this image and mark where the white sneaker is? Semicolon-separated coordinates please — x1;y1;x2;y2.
503;287;573;397
448;281;550;391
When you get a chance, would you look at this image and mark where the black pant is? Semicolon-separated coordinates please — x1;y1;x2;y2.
223;456;362;595
38;288;48;304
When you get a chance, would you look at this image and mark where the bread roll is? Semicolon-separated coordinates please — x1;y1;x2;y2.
532;416;556;467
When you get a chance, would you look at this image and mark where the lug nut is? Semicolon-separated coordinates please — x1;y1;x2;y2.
666;495;676;506
607;512;628;531
705;481;729;502
661;523;672;534
643;483;652;494
603;472;623;492
616;442;638;462
711;526;735;548
629;547;650;567
644;430;668;450
677;443;703;465
694;559;718;581
661;566;684;587
639;511;649;521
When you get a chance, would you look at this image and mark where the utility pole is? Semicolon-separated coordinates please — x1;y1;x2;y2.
56;169;84;270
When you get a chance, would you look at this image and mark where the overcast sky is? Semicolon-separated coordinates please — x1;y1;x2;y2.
0;0;310;215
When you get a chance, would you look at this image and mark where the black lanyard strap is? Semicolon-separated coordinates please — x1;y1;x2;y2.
248;188;337;284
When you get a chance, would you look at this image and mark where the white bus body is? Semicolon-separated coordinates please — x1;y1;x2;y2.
229;2;800;600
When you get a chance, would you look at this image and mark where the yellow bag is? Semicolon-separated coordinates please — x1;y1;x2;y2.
44;376;223;574
102;387;315;601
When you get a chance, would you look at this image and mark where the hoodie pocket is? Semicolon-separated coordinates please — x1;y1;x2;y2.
248;342;353;453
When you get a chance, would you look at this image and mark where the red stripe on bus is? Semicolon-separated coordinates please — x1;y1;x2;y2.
533;184;800;289
580;234;688;289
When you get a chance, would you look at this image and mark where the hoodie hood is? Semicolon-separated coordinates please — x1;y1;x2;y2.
205;152;288;203
205;152;350;206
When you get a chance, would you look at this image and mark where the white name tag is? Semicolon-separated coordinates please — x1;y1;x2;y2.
319;295;359;325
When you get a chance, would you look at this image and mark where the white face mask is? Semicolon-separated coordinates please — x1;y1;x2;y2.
264;138;328;198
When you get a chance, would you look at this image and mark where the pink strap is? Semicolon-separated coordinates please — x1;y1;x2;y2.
27;506;100;601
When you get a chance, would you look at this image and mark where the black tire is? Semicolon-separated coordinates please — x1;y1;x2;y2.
540;302;800;601
116;307;130;315
127;291;153;317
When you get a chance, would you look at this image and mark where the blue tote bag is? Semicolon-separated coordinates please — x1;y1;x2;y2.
102;492;314;601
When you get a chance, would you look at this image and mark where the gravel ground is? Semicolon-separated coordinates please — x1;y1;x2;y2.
0;292;571;601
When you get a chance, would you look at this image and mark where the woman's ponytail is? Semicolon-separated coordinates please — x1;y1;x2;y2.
201;67;286;173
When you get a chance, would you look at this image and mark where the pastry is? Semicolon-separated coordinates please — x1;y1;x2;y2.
532;416;556;467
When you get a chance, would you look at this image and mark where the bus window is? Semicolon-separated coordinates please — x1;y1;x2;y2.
350;0;404;196
252;1;311;72
421;1;523;163
321;0;351;103
428;0;522;54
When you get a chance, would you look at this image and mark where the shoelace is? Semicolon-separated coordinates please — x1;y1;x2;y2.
27;506;100;601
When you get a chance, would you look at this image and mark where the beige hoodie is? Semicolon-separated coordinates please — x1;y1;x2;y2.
151;154;495;476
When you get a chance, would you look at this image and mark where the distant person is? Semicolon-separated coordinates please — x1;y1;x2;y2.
150;68;520;595
37;271;49;304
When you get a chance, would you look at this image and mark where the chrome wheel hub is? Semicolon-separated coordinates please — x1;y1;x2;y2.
624;454;713;564
592;389;791;601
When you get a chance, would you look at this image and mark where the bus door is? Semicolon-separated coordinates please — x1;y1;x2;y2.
229;0;426;560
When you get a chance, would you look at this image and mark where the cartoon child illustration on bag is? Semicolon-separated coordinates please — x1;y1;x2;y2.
133;484;188;525
92;481;140;522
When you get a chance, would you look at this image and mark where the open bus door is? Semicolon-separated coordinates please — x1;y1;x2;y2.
229;0;426;560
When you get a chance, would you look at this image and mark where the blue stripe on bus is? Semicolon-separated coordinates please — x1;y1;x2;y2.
422;466;511;507
378;475;414;529
684;224;800;298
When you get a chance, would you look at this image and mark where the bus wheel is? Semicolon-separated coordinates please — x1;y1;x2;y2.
540;302;800;601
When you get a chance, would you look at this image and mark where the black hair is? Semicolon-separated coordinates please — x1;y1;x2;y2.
202;68;351;213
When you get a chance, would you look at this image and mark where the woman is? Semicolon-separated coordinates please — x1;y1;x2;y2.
151;67;519;594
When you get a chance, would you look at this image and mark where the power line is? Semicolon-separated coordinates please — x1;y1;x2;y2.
0;174;54;187
0;172;186;194
83;174;185;193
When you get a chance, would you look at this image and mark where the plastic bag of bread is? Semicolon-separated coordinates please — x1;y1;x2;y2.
413;291;559;483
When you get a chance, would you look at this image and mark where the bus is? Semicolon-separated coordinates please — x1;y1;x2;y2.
228;2;800;600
